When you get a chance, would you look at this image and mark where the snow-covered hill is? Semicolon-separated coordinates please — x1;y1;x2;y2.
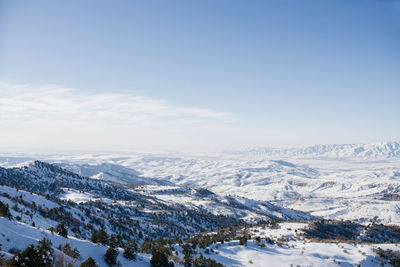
56;162;173;186
2;161;312;224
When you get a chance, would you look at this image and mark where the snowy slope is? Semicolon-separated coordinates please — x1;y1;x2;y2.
177;221;399;267
0;217;151;267
0;209;396;266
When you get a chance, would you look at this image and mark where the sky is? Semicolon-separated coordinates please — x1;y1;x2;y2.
0;0;399;153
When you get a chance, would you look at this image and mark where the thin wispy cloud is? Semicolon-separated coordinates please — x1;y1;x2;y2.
0;82;231;125
0;82;236;152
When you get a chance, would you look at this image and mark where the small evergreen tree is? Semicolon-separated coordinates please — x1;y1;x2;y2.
183;244;193;267
140;240;152;253
10;244;38;266
80;257;99;267
91;229;108;245
90;230;98;243
56;223;68;238
123;240;138;260
104;246;119;267
37;238;54;266
109;234;123;248
150;250;174;267
239;236;247;246
184;253;193;267
58;242;80;259
0;201;12;219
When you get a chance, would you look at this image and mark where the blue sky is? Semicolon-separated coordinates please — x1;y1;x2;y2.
0;0;399;152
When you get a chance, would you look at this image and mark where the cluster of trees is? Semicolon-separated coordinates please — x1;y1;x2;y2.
375;247;400;266
179;243;224;267
139;239;175;266
0;238;98;267
56;223;68;238
304;219;400;243
90;229;110;245
0;201;12;219
183;243;194;266
58;242;80;259
123;240;138;260
150;250;174;267
0;225;228;267
2;238;54;267
90;228;139;264
193;255;224;267
90;229;129;248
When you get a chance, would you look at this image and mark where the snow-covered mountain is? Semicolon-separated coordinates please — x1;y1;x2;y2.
231;141;400;159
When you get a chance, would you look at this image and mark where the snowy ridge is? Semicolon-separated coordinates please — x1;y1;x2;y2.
56;162;173;186
233;141;400;159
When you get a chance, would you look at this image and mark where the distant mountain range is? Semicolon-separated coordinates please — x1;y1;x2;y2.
231;141;400;159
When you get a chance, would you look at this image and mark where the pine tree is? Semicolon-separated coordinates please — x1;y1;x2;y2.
104;246;119;267
56;223;68;238
150;250;173;267
239;236;247;246
37;238;54;266
80;257;99;267
123;240;138;260
59;242;80;259
183;244;193;267
91;229;108;245
0;201;12;219
109;234;123;248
